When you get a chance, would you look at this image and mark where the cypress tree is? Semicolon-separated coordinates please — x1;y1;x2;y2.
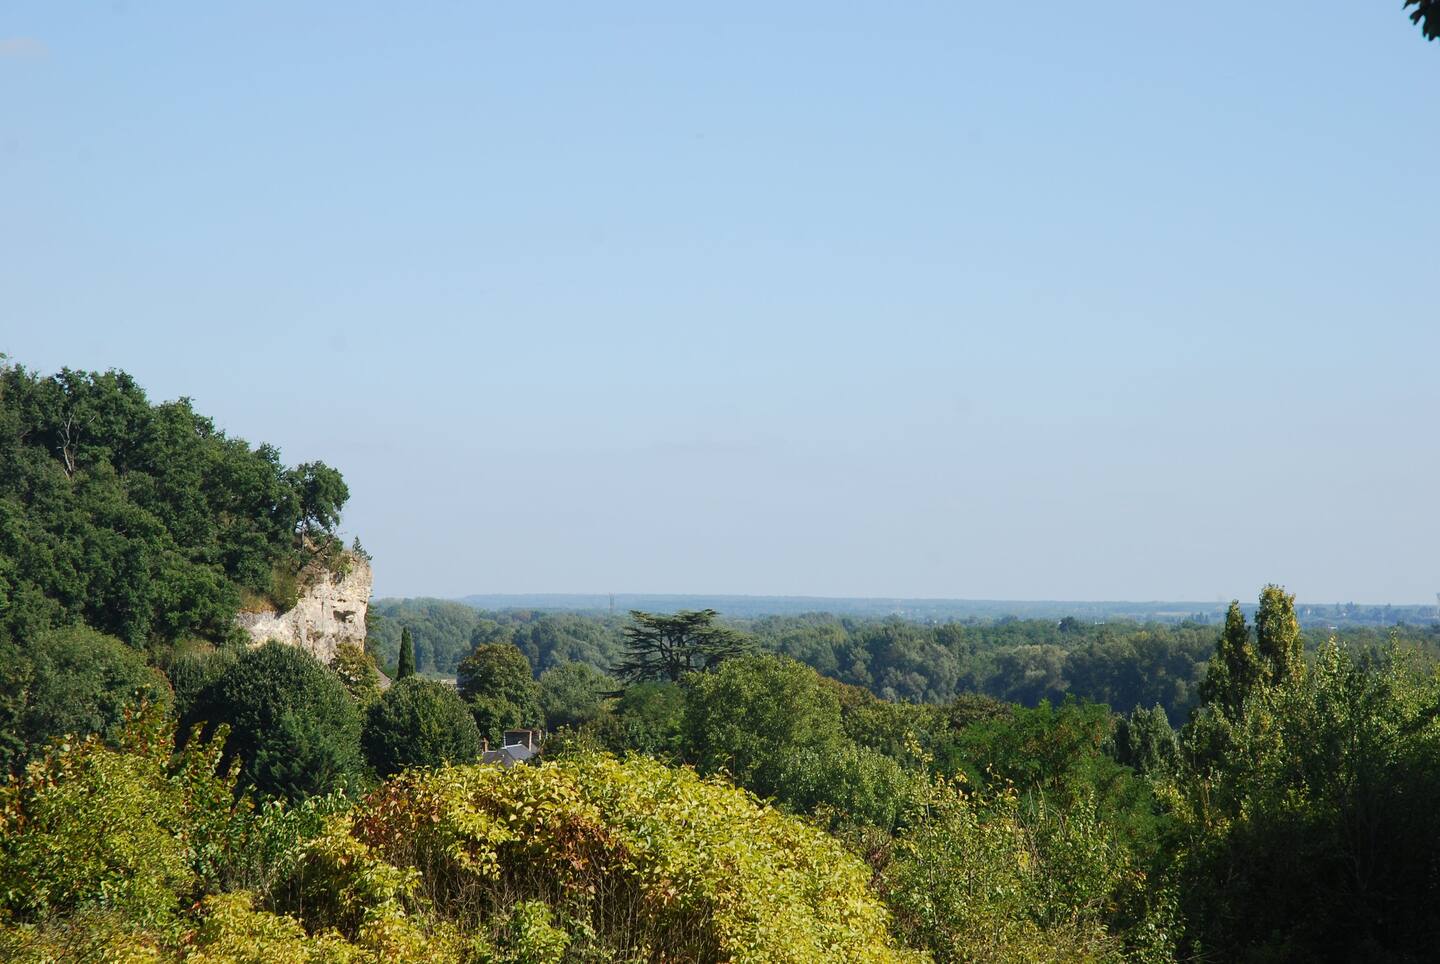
397;627;416;680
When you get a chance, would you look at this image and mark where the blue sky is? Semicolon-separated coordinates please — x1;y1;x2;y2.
3;3;1437;602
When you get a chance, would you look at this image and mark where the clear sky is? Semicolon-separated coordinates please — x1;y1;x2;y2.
2;3;1437;603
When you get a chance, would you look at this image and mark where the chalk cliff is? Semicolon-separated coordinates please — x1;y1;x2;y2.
236;553;371;663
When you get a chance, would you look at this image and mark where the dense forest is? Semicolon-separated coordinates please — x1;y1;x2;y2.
7;365;1440;962
369;599;1440;723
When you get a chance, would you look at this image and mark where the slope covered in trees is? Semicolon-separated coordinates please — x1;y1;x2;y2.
0;361;349;650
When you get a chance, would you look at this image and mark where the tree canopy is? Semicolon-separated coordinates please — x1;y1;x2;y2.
0;363;348;649
457;642;542;743
0;624;170;774
362;677;483;777
184;640;364;800
614;608;753;684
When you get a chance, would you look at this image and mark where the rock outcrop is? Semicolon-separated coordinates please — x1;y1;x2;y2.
236;553;371;664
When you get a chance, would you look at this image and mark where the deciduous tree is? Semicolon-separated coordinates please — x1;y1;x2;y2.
456;643;541;743
362;677;482;777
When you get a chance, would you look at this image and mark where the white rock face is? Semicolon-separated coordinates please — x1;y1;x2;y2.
236;554;371;664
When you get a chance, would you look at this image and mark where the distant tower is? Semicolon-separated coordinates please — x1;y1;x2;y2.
1434;592;1439;622
610;593;615;615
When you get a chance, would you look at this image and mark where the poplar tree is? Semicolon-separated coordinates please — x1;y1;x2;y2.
1254;584;1303;687
1199;601;1260;718
397;627;416;680
1199;586;1304;718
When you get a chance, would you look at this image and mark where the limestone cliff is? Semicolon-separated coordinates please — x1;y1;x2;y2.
236;553;372;663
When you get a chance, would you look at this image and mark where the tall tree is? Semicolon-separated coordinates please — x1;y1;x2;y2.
184;641;363;800
396;627;416;680
1254;584;1303;687
457;642;541;743
1198;586;1304;722
1198;601;1260;718
615;609;753;684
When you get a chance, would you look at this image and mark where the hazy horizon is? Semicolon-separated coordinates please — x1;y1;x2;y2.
5;3;1437;604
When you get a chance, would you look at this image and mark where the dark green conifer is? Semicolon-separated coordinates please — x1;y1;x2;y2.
397;627;416;679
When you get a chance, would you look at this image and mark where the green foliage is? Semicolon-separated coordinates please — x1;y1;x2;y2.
329;641;382;709
365;598;486;675
1196;601;1260;718
615;608;753;684
1168;643;1440;960
0;624;171;775
1111;705;1177;777
1253;583;1302;687
163;643;243;723
186;641;364;800
0;363;348;648
681;654;845;799
362;677;482;777
457;643;541;744
583;680;686;759
775;739;922;833
0;706;233;931
396;627;416;680
884;777;1171;963
318;754;917;961
536;660;614;731
287;462;348;541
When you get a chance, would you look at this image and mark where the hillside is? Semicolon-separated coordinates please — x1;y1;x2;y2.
0;362;350;651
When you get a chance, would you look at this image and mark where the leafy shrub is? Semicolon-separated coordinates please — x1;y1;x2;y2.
186;641;364;800
681;654;845;799
882;778;1158;963
0;625;171;774
362;677;482;777
0;707;230;931
775;739;923;832
306;754;918;962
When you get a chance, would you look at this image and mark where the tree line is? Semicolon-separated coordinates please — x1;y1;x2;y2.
368;597;1440;724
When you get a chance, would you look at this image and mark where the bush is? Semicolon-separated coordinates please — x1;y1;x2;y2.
0;625;171;774
362;678;483;778
305;754;918;962
0;707;230;931
186;641;363;800
883;779;1145;963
